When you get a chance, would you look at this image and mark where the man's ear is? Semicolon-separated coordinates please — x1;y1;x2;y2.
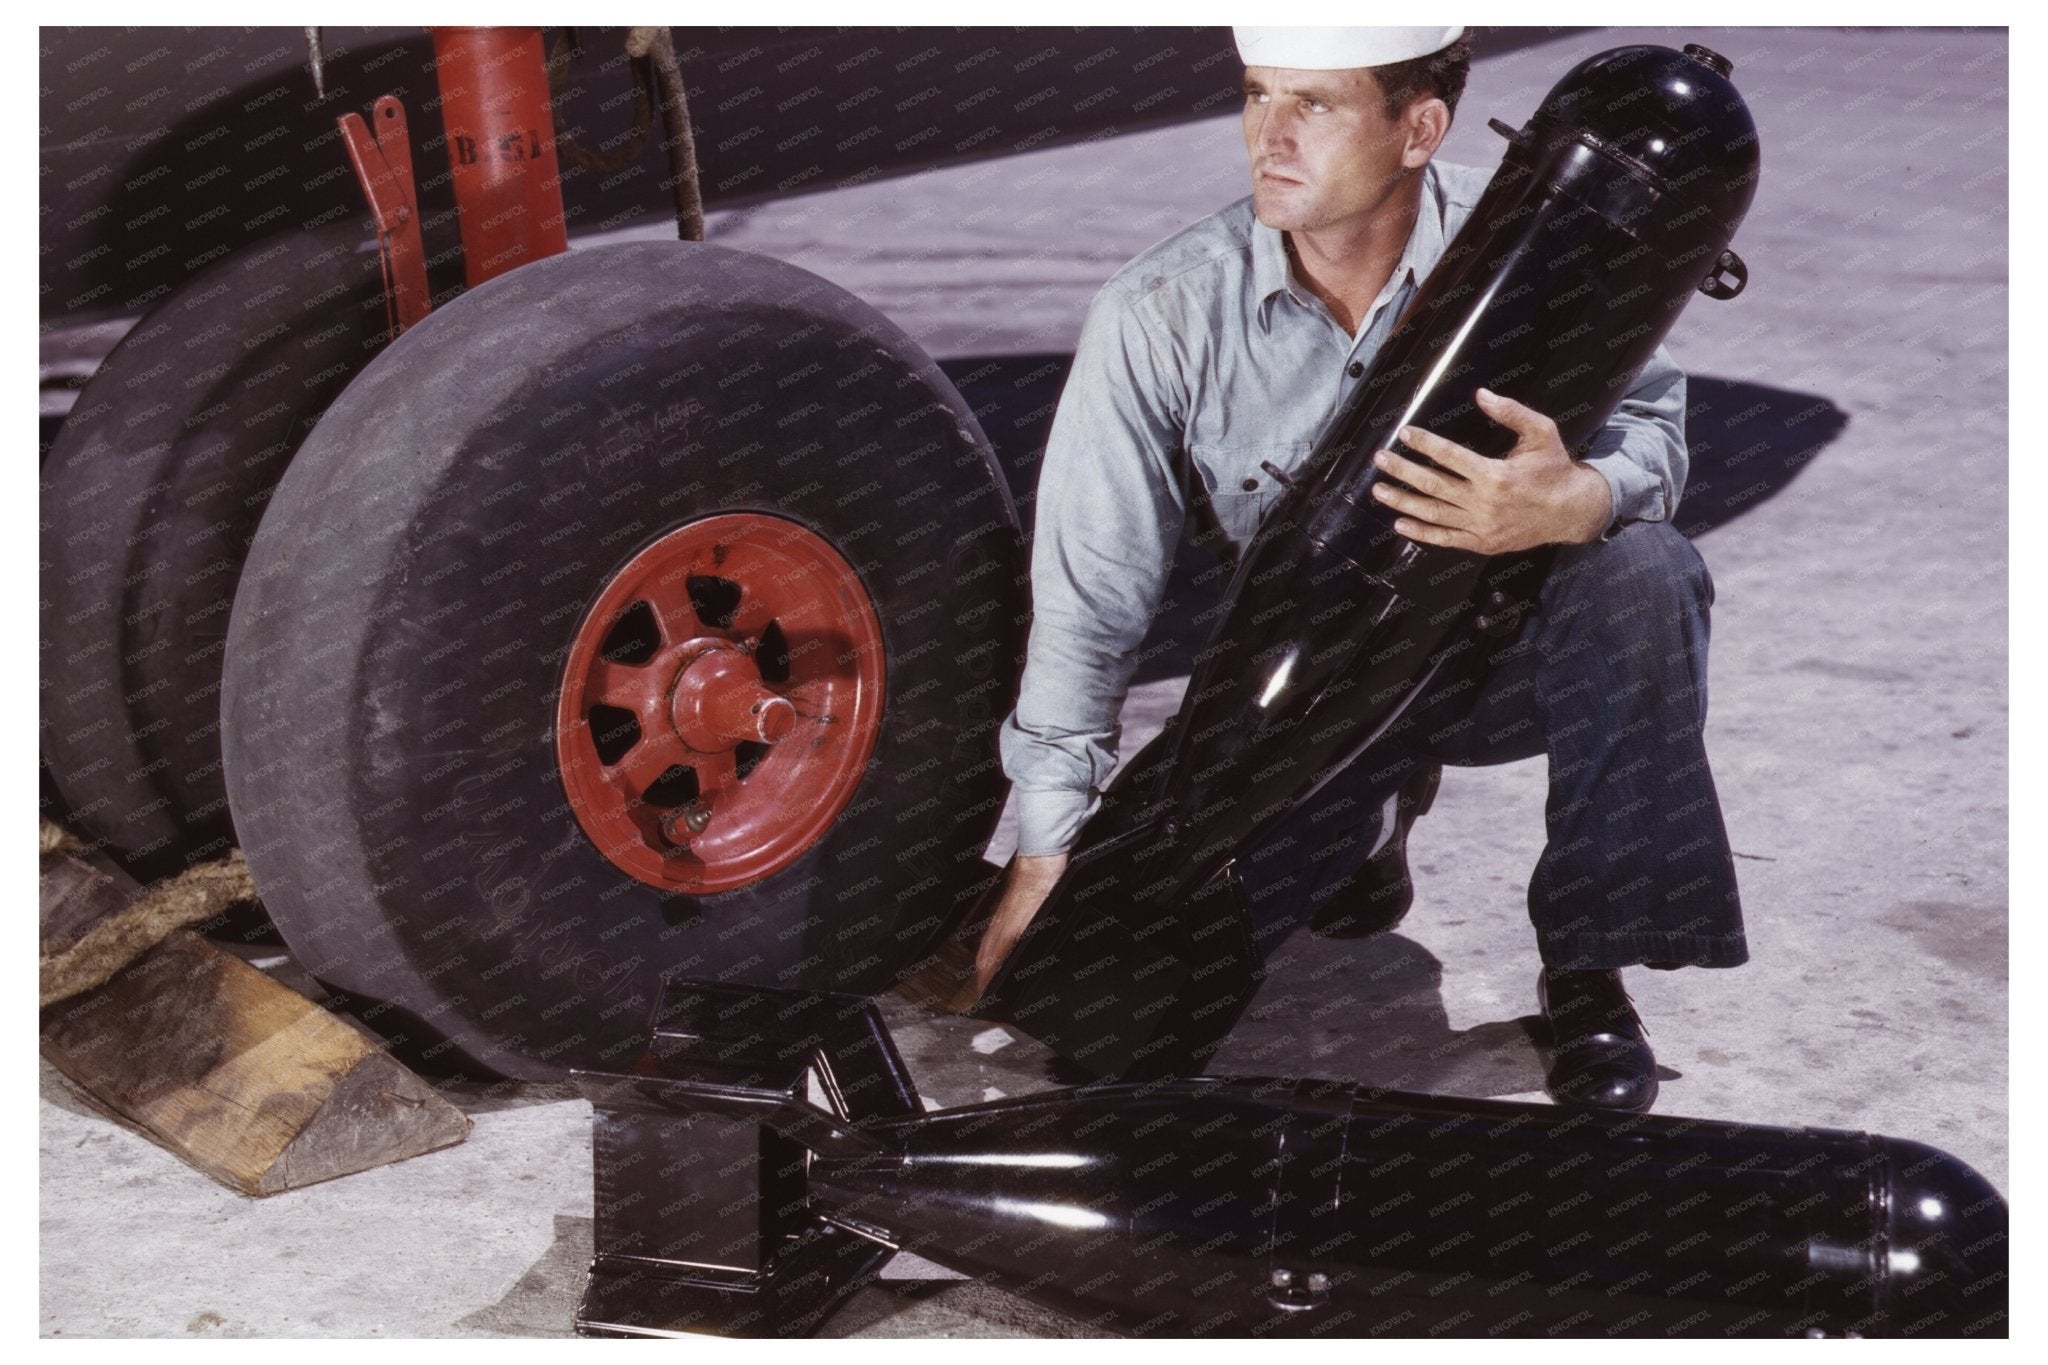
1401;96;1450;168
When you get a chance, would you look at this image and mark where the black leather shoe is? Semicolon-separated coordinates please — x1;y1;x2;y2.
1538;967;1659;1113
1310;764;1441;938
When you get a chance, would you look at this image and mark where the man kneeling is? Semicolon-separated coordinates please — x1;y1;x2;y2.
978;26;1748;1112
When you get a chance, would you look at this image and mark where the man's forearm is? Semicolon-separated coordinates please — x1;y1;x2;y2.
998;284;1187;856
975;851;1071;993
1552;459;1618;545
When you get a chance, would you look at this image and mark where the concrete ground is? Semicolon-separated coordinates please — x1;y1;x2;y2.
40;27;2009;1339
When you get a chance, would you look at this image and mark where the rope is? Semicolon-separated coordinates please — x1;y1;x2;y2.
40;826;260;1008
40;819;83;858
632;27;705;242
547;27;703;242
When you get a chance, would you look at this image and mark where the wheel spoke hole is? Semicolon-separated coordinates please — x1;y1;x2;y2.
642;764;699;809
587;705;641;766
687;575;742;629
734;741;771;782
756;619;792;684
600;599;662;664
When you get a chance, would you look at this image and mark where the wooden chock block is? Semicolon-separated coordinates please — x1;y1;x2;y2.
41;930;471;1196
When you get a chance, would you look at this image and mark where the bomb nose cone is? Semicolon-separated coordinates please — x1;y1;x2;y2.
1879;1138;2008;1337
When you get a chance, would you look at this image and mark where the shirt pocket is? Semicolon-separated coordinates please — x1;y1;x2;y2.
1188;440;1309;550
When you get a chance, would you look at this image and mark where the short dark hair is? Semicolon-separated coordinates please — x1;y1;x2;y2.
1372;28;1474;121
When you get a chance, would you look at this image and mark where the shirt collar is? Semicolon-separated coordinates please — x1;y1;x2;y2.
1252;163;1447;332
1251;209;1301;314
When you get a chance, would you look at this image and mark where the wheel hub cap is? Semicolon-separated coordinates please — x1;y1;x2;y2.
668;643;800;750
555;513;886;893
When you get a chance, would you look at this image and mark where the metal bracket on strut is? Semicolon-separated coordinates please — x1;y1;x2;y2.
338;95;431;338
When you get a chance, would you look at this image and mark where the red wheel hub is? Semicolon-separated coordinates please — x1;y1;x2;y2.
556;514;886;893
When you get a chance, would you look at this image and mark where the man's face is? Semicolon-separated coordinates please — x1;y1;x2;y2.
1241;65;1420;235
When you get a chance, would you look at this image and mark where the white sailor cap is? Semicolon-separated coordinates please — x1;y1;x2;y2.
1232;26;1463;70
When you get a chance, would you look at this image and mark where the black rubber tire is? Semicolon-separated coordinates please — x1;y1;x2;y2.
224;241;1026;1080
40;221;389;879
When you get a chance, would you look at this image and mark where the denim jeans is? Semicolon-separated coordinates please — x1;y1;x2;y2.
1235;521;1748;971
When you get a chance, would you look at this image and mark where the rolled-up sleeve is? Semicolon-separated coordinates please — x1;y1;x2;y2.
998;283;1187;855
1580;342;1688;530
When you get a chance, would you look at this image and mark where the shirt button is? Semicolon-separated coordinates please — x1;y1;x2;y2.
1241;477;1259;491
1347;361;1365;378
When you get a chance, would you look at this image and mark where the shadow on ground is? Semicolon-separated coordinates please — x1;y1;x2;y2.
456;1207;1106;1339
1220;931;1579;1098
1220;928;1684;1101
455;1214;588;1338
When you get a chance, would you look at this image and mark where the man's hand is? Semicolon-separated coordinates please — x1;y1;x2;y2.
1369;387;1612;552
974;852;1070;996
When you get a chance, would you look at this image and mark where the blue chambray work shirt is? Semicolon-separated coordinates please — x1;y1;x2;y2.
999;160;1689;856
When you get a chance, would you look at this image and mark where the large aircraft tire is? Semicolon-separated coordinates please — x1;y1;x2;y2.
40;221;389;879
223;241;1026;1079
